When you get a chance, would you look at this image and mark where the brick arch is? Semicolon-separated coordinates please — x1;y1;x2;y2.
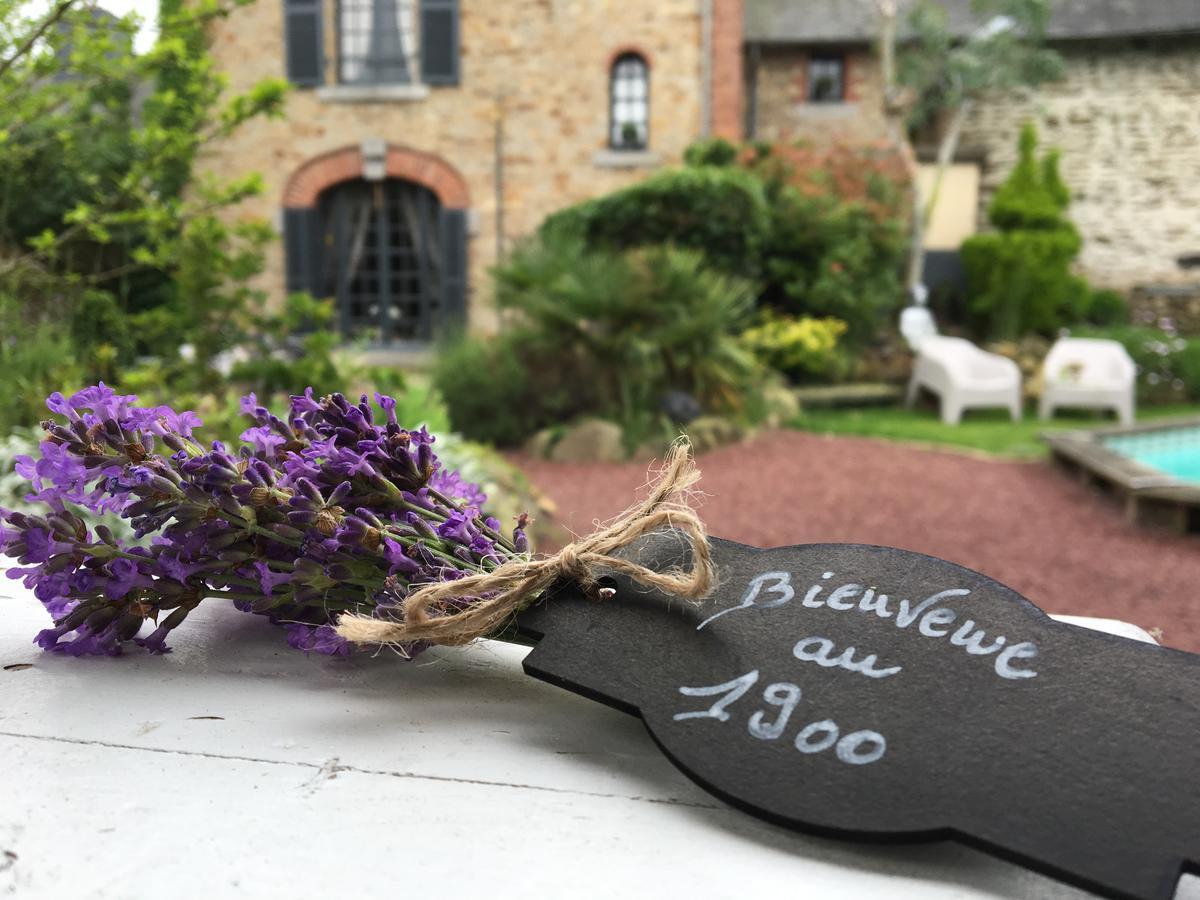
606;44;654;71
282;144;470;210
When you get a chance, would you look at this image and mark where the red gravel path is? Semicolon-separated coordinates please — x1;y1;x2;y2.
511;430;1200;653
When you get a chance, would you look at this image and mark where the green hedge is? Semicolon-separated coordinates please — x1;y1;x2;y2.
542;166;772;281
1076;325;1200;403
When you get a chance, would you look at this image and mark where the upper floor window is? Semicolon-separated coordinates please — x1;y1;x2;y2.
807;55;844;103
283;0;460;90
610;52;649;150
338;0;415;84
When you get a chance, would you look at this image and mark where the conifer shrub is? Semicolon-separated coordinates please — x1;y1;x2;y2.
961;123;1099;339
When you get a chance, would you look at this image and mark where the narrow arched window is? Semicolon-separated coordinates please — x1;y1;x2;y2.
609;52;649;150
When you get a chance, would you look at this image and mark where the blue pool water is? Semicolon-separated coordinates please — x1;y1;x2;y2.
1103;426;1200;483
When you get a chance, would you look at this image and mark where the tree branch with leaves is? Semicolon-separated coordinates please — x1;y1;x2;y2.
0;0;288;427
877;0;1064;297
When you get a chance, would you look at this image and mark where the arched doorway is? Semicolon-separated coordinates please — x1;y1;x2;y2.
318;177;443;343
282;144;469;346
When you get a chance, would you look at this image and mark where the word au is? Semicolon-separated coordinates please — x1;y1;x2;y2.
674;669;887;766
698;570;1040;680
793;635;901;679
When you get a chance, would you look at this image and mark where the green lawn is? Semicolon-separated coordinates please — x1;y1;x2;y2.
788;403;1199;458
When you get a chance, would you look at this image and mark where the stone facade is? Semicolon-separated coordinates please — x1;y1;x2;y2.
202;0;746;335
960;38;1200;291
749;36;1200;292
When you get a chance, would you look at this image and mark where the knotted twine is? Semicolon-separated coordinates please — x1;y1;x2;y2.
335;438;715;648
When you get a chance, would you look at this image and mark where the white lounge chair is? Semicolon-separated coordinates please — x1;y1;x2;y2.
1039;337;1136;426
906;335;1023;425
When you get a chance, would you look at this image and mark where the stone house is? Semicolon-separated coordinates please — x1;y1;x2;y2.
202;0;745;349
745;0;1200;296
203;0;1200;346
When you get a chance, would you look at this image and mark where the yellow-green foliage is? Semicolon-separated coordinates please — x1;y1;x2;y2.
740;313;848;382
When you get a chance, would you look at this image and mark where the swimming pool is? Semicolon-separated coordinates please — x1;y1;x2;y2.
1043;417;1200;534
1103;425;1200;483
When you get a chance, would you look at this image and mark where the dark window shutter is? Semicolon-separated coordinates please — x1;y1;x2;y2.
284;0;324;87
439;208;468;327
420;0;459;85
284;207;322;296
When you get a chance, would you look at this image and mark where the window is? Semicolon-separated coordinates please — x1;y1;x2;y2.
338;0;415;85
807;55;844;103
285;0;460;90
609;52;649;150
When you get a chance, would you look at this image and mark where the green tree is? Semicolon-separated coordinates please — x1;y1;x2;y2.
0;0;287;419
877;0;1064;293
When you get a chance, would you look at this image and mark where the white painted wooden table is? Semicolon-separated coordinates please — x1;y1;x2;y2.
1;584;1196;900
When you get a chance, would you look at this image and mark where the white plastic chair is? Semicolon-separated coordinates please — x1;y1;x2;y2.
1039;337;1136;426
906;335;1023;425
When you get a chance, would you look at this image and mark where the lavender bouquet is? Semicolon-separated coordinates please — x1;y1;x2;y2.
0;384;530;659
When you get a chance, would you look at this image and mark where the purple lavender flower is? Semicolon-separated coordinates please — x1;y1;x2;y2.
285;622;353;657
0;385;530;660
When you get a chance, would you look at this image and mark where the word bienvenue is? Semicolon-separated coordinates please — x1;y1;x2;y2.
674;669;887;766
698;570;1040;680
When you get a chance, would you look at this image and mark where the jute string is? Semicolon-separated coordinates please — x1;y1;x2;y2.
335;438;715;647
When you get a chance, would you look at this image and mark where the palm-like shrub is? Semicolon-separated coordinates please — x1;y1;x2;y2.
435;238;761;446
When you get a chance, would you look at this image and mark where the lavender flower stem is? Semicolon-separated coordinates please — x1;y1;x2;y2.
2;384;518;659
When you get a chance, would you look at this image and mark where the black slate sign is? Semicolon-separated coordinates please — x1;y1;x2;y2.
516;535;1200;900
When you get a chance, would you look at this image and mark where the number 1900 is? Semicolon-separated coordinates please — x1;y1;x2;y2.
673;670;887;766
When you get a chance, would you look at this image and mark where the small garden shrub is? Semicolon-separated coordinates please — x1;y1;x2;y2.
1085;288;1129;327
763;187;906;346
740;313;848;383
683;136;740;167
435;238;762;446
0;292;84;434
1076;325;1200;403
432;327;593;447
962;123;1107;340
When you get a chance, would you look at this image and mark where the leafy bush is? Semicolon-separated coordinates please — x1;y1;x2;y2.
744;138;911;224
962;124;1104;339
740;313;848;382
432;328;582;447
1086;288;1129;327
1075;325;1200;403
0;292;85;434
435;238;761;446
763;188;906;346
546;141;908;350
683;137;739;167
541;166;772;280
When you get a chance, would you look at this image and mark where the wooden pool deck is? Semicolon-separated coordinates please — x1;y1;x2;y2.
1042;416;1200;535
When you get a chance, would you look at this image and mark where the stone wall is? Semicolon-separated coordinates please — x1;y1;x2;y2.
961;37;1200;291
201;0;711;330
1129;285;1200;335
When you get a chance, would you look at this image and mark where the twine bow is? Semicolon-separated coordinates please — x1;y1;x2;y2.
335;438;715;648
